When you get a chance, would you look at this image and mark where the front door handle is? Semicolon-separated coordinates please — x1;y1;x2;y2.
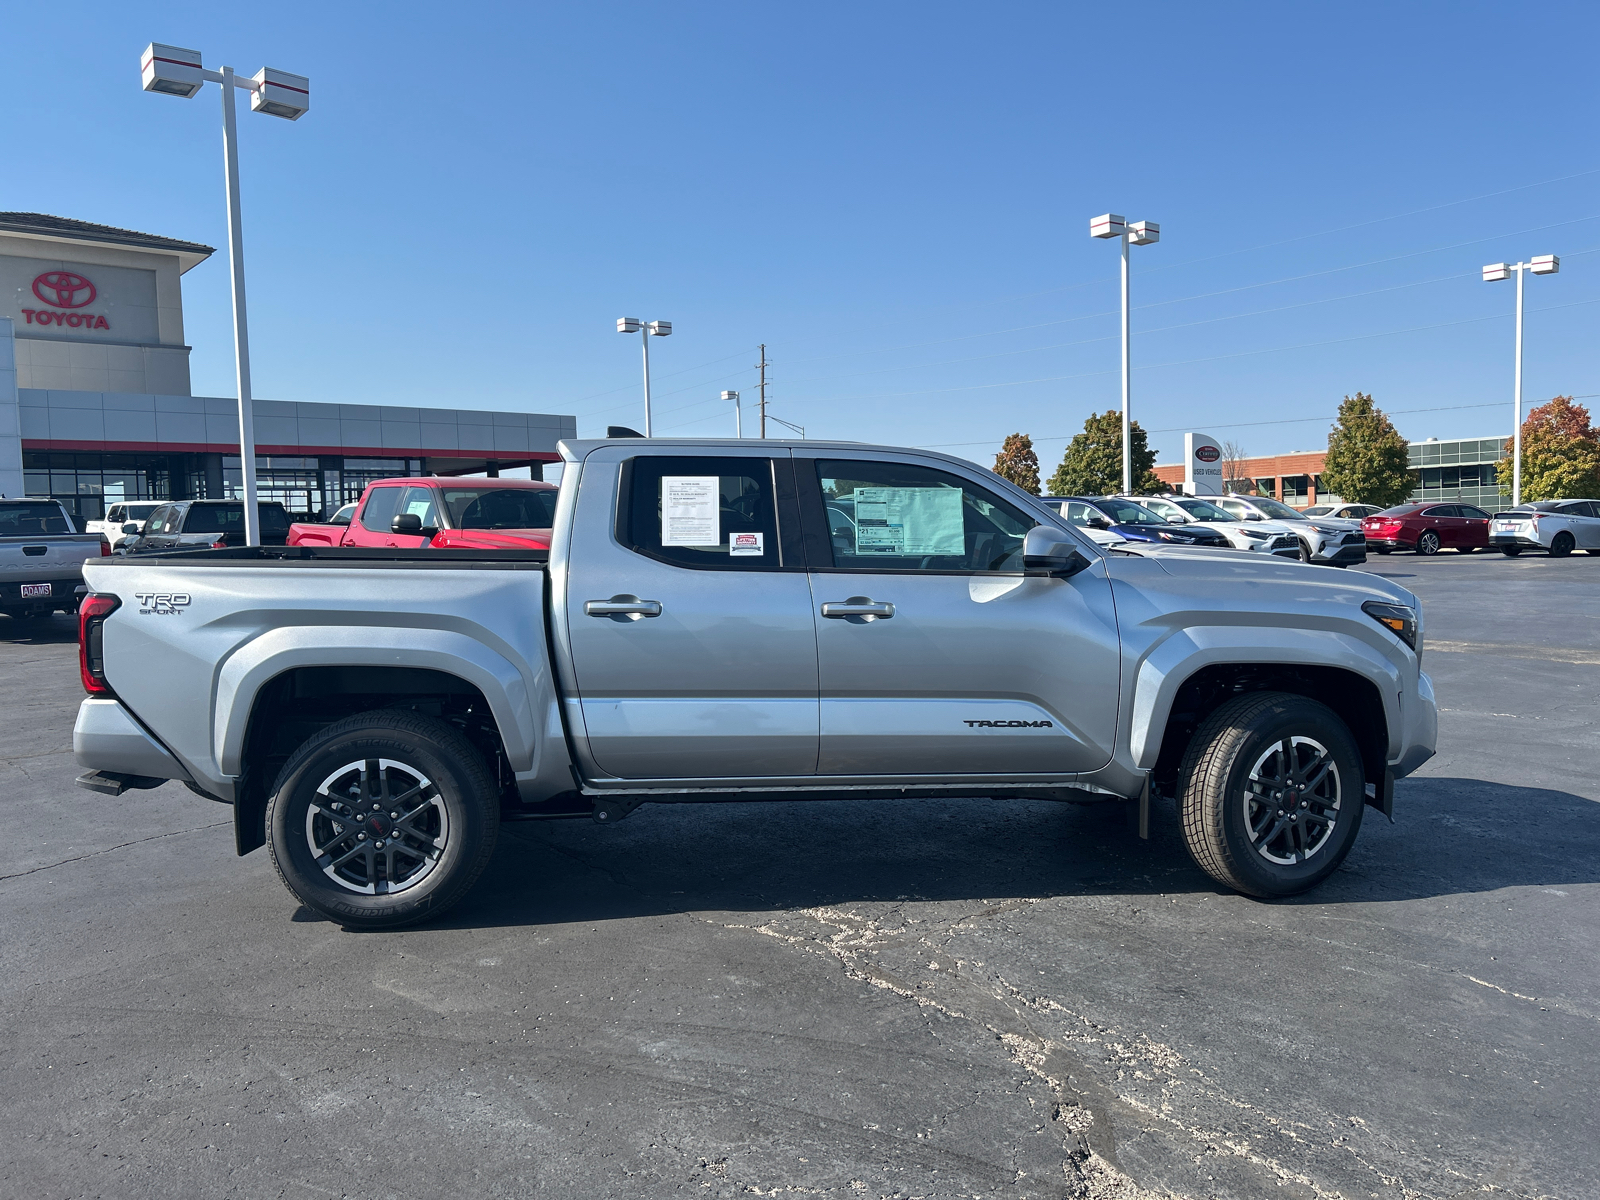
584;594;663;621
821;596;895;622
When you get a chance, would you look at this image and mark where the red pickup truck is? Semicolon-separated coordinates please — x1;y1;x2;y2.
288;477;558;550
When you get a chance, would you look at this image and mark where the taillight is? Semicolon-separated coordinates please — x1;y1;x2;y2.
99;538;111;557
78;593;120;696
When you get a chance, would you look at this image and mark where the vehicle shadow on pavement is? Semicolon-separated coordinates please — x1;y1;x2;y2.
427;775;1599;930
0;612;79;645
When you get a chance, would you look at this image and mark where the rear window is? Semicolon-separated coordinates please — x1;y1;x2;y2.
183;504;290;534
443;487;558;530
0;502;71;535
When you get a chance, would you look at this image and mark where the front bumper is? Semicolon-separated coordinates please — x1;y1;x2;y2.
1311;541;1368;565
1392;669;1437;779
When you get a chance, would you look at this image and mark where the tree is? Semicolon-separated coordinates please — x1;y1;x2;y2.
992;433;1041;495
1320;392;1414;508
1046;410;1163;496
1221;440;1254;495
1498;395;1600;501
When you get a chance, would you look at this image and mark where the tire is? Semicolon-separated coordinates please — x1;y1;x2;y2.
1416;531;1441;556
1375;548;1391;555
1550;532;1575;558
1501;545;1522;556
266;710;499;929
1296;540;1313;563
1456;545;1478;554
1586;549;1600;556
1177;692;1365;898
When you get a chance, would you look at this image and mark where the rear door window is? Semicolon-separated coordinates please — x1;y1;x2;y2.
621;456;786;570
360;486;404;533
1459;505;1490;520
1423;505;1458;518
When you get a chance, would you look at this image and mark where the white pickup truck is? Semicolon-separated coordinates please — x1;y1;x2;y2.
72;437;1437;928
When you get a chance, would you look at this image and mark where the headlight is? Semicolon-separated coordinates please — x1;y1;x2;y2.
1362;601;1419;651
1157;530;1194;543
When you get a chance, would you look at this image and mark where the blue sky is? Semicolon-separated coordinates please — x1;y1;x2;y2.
4;2;1597;472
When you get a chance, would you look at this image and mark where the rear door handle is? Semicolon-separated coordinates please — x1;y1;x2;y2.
821;596;895;621
585;594;663;620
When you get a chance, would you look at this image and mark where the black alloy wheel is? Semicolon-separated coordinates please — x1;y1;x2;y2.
267;710;499;929
1550;531;1576;558
1416;531;1441;556
1177;691;1365;897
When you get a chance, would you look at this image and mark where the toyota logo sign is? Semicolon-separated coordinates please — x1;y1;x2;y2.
1195;445;1221;462
32;270;97;309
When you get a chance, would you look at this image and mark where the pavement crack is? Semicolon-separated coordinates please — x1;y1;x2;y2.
0;821;230;882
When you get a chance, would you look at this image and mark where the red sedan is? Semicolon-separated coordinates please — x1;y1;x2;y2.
1361;503;1491;555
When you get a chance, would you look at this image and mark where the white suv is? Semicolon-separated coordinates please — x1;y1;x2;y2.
1133;494;1303;559
85;501;163;547
1216;493;1368;567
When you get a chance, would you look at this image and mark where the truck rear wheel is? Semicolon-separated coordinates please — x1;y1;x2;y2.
1176;692;1364;897
266;711;499;929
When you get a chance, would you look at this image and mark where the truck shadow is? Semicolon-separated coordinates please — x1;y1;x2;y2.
0;612;79;645
436;775;1600;929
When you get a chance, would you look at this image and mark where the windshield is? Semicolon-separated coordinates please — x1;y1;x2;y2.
442;487;558;530
1094;498;1167;525
1173;497;1233;521
0;502;71;535
1302;506;1331;516
1241;496;1303;520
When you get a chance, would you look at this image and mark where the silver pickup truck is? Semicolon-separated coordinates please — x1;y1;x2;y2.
1;499;107;617
73;438;1436;928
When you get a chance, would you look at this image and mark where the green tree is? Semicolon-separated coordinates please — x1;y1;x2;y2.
991;432;1041;494
1498;395;1600;500
1046;410;1163;496
1320;392;1414;508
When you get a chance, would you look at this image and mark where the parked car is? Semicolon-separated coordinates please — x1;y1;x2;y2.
1132;494;1302;559
1043;496;1233;548
0;498;108;617
73;436;1436;927
1216;494;1368;566
1488;500;1600;557
287;503;356;548
1361;503;1490;556
1303;503;1381;520
118;501;291;555
86;501;164;547
288;478;558;550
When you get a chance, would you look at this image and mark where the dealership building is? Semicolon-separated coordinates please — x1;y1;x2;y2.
0;213;575;522
1153;436;1510;511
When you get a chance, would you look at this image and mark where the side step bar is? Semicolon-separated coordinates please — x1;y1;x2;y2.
76;770;168;797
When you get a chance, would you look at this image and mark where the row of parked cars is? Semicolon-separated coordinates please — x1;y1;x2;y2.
1361;499;1600;557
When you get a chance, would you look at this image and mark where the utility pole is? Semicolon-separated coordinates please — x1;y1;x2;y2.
757;344;768;438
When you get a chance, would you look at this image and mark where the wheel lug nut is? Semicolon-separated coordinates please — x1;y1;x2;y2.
358;833;367;840
390;811;398;818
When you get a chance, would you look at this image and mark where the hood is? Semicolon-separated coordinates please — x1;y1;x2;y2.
1305;516;1361;531
1133;544;1418;605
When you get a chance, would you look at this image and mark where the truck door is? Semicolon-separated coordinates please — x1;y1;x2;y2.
349;486;404;547
796;454;1120;778
561;449;819;780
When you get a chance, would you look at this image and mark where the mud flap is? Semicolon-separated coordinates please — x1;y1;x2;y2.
1364;770;1395;822
234;772;267;855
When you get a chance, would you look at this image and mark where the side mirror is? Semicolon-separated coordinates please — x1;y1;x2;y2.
122;522;140;535
1086;515;1111;530
391;513;423;535
1023;526;1093;578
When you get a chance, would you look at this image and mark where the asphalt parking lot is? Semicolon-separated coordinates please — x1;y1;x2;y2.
1;550;1596;1200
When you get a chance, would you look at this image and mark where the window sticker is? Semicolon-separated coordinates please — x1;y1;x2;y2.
662;476;720;546
853;487;965;555
729;531;764;556
405;499;433;518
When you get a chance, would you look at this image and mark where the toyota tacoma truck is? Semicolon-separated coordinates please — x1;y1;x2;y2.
72;438;1436;928
288;477;558;550
1;499;108;617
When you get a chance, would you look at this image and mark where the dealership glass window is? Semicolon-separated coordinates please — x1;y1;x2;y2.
23;451;173;525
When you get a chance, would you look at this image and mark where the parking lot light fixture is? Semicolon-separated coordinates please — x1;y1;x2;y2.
723;391;741;437
140;42;310;547
617;318;672;436
1092;212;1161;493
1483;254;1559;505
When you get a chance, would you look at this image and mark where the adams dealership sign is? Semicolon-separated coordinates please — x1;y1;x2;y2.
22;270;112;329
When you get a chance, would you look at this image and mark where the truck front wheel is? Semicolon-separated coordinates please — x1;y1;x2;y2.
1176;692;1364;897
266;711;499;929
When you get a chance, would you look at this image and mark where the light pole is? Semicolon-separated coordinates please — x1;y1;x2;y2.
1483;256;1559;506
140;44;309;547
1090;213;1160;494
723;390;741;437
616;318;672;436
